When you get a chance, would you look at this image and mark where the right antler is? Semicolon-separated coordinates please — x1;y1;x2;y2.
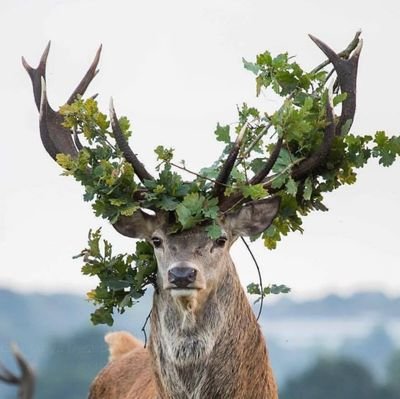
217;33;363;212
22;43;153;183
0;344;35;399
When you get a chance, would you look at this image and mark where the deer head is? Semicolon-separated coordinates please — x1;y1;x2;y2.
112;198;279;315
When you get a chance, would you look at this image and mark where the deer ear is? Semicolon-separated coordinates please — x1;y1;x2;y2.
112;209;160;239
223;196;281;237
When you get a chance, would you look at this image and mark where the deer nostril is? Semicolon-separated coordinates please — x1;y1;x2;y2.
168;267;197;288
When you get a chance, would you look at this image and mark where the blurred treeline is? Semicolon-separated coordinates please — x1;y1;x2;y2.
1;288;399;398
6;328;400;399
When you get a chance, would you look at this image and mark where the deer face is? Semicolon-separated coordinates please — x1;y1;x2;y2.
113;197;280;309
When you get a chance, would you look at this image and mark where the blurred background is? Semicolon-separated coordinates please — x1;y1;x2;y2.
1;0;399;397
0;289;399;398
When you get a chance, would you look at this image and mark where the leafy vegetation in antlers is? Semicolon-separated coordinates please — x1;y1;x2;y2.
24;33;400;325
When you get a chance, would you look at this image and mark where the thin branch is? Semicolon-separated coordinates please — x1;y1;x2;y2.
264;156;305;187
240;122;273;160
141;309;152;348
240;236;264;321
169;162;232;188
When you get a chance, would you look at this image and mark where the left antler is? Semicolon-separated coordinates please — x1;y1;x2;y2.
0;344;35;399
22;43;154;184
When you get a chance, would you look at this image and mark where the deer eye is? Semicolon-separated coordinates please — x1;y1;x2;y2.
151;237;163;248
215;237;227;247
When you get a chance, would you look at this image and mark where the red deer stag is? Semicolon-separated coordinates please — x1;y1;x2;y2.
23;34;361;398
0;344;35;399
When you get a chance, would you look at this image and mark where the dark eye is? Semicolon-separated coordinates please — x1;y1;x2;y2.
215;237;227;247
151;237;163;248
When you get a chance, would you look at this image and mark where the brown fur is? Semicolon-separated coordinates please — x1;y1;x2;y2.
89;343;157;399
105;331;143;362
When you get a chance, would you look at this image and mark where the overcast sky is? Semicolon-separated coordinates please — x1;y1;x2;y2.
1;0;399;300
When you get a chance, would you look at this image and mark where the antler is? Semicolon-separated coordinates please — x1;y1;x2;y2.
211;123;248;199
109;99;154;183
22;42;101;160
0;344;35;399
22;43;153;183
218;33;362;212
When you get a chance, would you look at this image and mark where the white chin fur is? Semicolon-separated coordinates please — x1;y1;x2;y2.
170;289;196;298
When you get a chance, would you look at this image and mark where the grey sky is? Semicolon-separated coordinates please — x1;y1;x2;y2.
1;0;399;299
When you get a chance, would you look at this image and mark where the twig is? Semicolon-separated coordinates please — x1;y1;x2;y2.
141;309;152;348
240;236;264;321
264;157;305;186
240;122;273;160
169;162;232;188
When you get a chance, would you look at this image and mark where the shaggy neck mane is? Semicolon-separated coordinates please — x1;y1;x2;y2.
149;261;277;399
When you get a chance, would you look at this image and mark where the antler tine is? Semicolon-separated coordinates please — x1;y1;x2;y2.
212;123;248;199
309;34;363;136
0;344;35;399
250;136;283;185
109;98;154;183
67;45;102;104
22;41;51;111
11;343;35;399
0;362;19;384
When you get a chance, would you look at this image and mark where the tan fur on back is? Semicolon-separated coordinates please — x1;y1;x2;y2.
89;333;157;399
105;331;143;362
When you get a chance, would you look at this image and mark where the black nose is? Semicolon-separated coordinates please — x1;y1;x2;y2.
168;267;197;288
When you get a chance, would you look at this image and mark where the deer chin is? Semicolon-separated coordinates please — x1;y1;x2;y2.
169;288;200;313
169;288;197;298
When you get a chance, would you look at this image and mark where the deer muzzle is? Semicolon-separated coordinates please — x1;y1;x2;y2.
168;265;197;289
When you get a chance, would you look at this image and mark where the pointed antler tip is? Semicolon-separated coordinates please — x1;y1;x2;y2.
21;56;30;70
40;41;51;62
10;342;21;357
308;33;318;42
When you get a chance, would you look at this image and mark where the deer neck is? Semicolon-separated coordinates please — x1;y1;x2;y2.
149;261;277;399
